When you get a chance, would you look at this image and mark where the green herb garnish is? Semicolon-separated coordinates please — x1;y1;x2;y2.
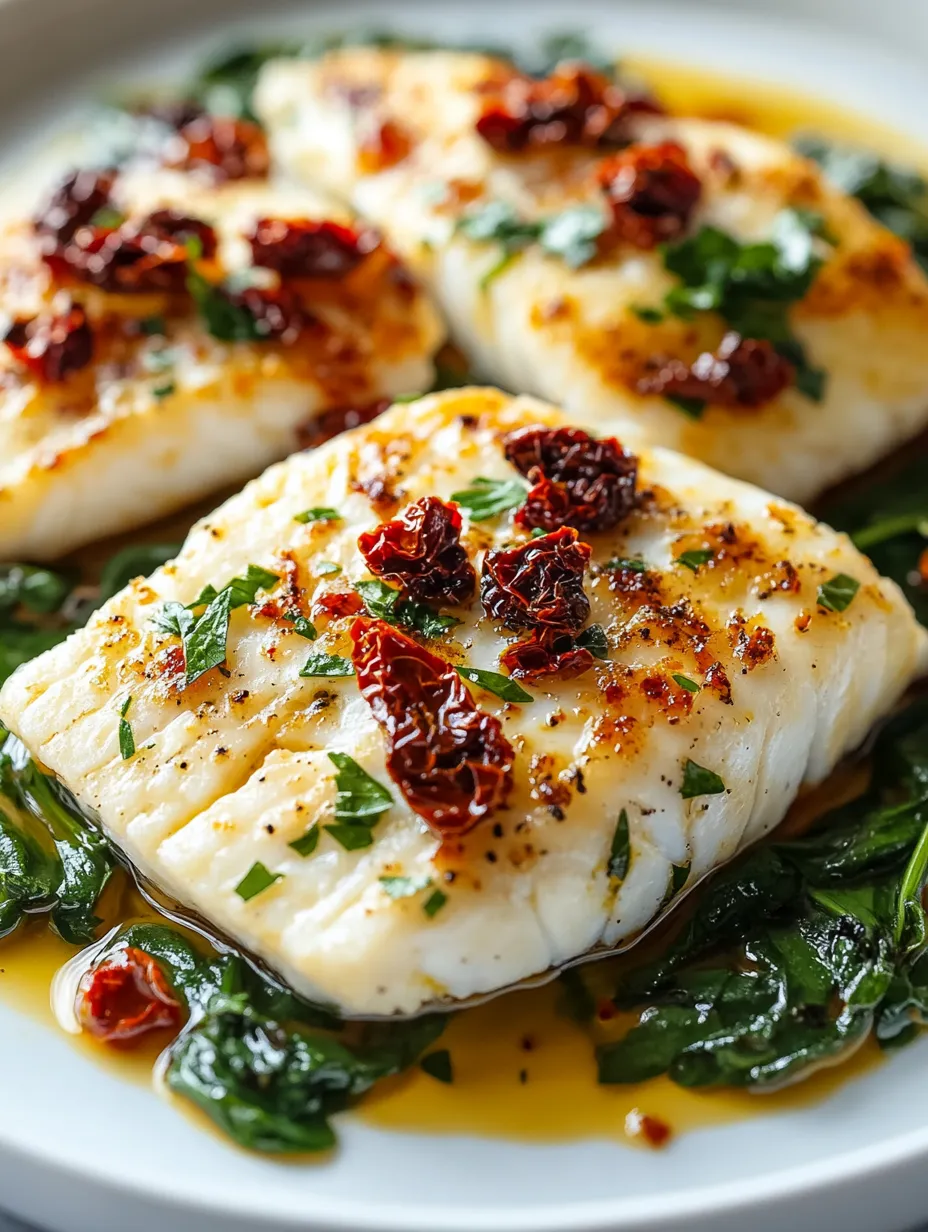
608;810;631;881
677;549;713;572
575;624;609;659
294;508;342;524
420;1049;453;1083
117;696;135;761
288;825;320;858
322;753;393;850
450;476;529;521
672;674;700;694
680;760;726;800
455;666;533;704
379;875;433;900
235;861;283;902
300;654;354;678
817;573;860;613
423;889;448;918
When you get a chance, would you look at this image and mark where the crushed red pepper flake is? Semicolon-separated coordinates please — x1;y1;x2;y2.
637;331;794;409
77;947;183;1048
351;618;514;838
482;527;592;634
504;425;638;533
249;217;379;279
3;297;94;383
598;141;702;249
358;496;477;605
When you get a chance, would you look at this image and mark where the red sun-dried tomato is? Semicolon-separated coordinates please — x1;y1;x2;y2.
358;496;477;606
598;141;702;249
166;114;270;181
476;65;661;154
77;946;183;1047
33;168;117;252
61;210;218;294
249;217;379;279
313;589;365;621
232;283;309;343
296;398;392;450
4;299;93;383
351;619;514;837
501;631;594;682
637;331;794;409
504;425;638;534
482;527;592;634
358;119;413;173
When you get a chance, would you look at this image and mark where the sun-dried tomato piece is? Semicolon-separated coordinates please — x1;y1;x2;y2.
313;590;365;621
296;398;392;450
232;284;309;343
637;331;795;409
55;210;218;293
358;497;477;606
249;217;379;279
501;631;594;682
77;946;183;1047
33;168;118;252
476;65;662;154
598;141;702;249
4;299;93;383
166;114;270;181
504;425;638;533
358;119;413;173
351;619;514;836
482;527;592;634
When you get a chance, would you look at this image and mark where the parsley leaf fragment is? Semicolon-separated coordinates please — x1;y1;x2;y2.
294;507;341;524
423;889;448;918
379;875;433;900
450;476;529;521
357;580;460;640
235;862;283;902
680;760;726;800
117;696;135;761
817;573;860;613
608;810;631;881
456;666;534;704
323;753;393;851
300;653;354;678
575;624;609;659
677;549;713;572
289;825;320;858
420;1049;453;1083
672;674;700;694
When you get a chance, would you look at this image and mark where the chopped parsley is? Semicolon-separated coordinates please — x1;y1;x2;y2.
457;199;608;286
672;674;700;694
631;305;665;324
288;825;320;858
186;240;263;343
157;565;280;687
294;507;342;524
660;209;830;401
89;206;126;229
450;476;529;521
379;875;433;900
665;394;706;419
420;1049;453;1083
606;557;646;573
235;861;283;901
152;381;176;400
455;666;534;704
796;137;928;275
316;562;342;576
659;859;693;910
300;653;354;678
324;752;393;851
139;315;167;336
283;614;317;641
677;549;713;572
816;573;860;613
117;696;135;761
357;579;460;639
608;810;631;881
575;624;609;659
680;760;726;800
423;888;448;918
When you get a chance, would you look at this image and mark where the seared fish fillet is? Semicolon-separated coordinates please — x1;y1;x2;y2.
257;49;928;503
1;387;925;1015
0;161;444;560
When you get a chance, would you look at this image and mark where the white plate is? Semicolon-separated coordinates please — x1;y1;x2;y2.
3;1;928;1229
